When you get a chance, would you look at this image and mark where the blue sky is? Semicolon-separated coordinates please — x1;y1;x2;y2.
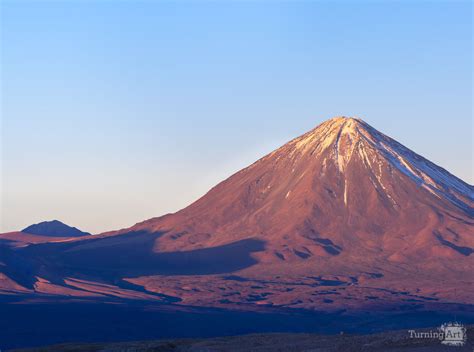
1;1;472;233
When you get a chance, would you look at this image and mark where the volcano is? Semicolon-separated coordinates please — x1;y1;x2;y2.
124;116;472;253
0;116;472;311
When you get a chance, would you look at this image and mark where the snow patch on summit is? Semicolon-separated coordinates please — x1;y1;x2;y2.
288;116;473;214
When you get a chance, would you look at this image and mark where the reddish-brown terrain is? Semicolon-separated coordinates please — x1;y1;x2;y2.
0;117;472;312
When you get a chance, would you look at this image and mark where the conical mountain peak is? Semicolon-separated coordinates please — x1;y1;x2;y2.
289;116;372;155
283;116;383;176
123;115;472;255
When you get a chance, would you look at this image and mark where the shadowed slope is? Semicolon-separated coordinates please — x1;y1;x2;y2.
0;231;265;295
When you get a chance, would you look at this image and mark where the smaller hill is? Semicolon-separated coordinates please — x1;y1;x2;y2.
22;220;91;237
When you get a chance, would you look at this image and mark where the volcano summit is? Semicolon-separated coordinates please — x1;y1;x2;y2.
0;116;472;311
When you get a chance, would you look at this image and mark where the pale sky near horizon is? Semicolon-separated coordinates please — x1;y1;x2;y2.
1;1;472;234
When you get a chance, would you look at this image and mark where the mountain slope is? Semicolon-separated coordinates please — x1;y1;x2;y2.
94;116;472;308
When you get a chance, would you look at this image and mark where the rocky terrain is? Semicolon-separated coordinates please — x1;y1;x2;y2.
12;325;474;352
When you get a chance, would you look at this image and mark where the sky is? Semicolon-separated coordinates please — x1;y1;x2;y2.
1;1;472;234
